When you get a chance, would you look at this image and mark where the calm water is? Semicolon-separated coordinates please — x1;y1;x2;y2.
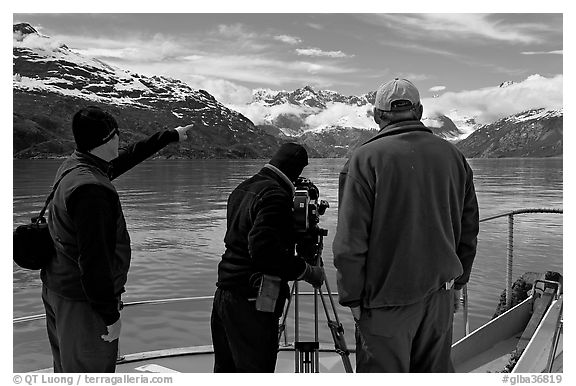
12;158;563;372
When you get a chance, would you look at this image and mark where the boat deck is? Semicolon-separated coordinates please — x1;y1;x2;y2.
115;344;355;373
112;336;563;373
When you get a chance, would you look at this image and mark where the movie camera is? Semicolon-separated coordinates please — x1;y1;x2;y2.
280;177;352;373
292;177;329;264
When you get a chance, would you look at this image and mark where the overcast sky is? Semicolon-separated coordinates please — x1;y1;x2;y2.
13;12;563;106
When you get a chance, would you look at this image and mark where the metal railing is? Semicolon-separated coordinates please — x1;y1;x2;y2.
461;208;563;336
12;292;321;324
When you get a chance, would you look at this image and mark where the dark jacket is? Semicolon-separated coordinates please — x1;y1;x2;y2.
333;120;479;308
217;166;307;296
42;130;179;325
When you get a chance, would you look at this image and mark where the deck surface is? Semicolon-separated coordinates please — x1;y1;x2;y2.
116;347;355;373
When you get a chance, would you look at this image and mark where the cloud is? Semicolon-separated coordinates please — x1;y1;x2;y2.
423;74;563;124
395;73;430;82
216;23;258;40
190;78;254;105
373;14;551;45
296;48;353;58
379;40;462;58
306;23;324;30
421;117;444;129
225;74;562;131
429;86;446;93
175;54;357;87
229;99;377;131
304;103;376;129
522;50;563;55
57;33;189;63
230;103;314;126
274;35;302;45
210;24;271;52
13;31;66;51
46;28;357;90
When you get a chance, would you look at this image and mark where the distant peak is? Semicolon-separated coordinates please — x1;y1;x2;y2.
14;23;69;50
499;80;515;88
13;23;38;36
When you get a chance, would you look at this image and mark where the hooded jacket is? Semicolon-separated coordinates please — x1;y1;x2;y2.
333;120;479;308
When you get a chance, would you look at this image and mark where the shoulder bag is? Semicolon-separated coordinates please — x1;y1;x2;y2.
13;166;82;270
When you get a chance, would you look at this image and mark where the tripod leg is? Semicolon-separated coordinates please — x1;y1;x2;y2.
314;287;319;372
322;271;345;326
294;281;299;372
318;275;354;372
278;281;296;346
291;281;321;373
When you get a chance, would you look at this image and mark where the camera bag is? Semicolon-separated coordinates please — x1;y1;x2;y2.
13;166;82;270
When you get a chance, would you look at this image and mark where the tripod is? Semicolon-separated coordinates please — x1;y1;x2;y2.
278;230;353;373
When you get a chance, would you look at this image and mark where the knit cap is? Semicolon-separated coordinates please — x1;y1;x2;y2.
72;106;119;152
269;143;308;182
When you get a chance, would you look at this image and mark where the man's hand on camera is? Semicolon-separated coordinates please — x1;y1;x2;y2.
453;288;462;313
300;263;324;288
174;124;194;141
350;306;361;323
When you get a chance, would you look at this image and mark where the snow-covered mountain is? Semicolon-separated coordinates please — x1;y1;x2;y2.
13;23;283;159
456;108;562;158
247;80;562;158
253;85;370;108
248;85;469;152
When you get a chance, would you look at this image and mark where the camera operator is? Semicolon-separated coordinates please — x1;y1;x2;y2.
210;143;324;373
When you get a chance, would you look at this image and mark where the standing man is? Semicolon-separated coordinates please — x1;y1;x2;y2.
211;143;324;372
42;105;193;372
333;79;479;372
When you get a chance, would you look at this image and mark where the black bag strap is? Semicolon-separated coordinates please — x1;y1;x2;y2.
35;165;84;224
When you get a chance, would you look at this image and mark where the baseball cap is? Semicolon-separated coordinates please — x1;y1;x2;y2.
374;78;420;112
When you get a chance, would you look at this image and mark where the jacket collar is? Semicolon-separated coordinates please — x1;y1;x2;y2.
71;150;113;179
359;120;432;149
261;164;295;195
379;120;432;135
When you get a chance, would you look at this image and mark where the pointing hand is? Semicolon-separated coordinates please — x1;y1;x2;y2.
175;124;194;141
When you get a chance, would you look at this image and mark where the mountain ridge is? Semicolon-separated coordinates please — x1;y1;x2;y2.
456;108;562;158
13;22;562;159
13;23;286;159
